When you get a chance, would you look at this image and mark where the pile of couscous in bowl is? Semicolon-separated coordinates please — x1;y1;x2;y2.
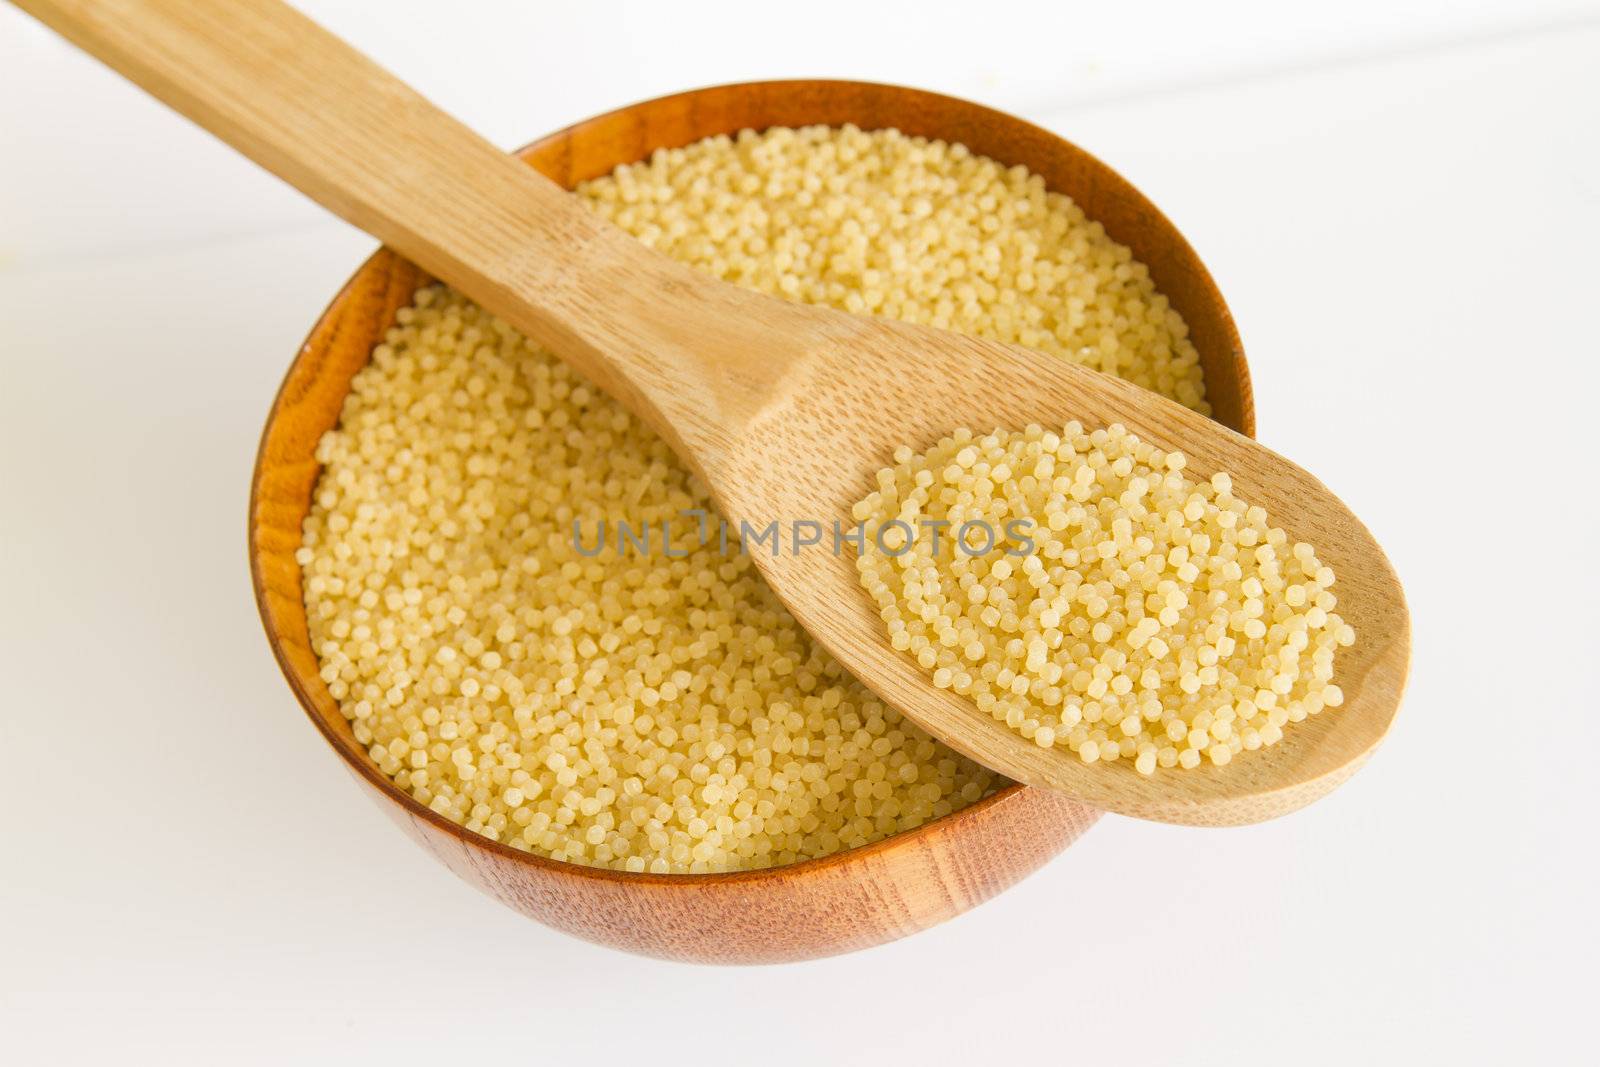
295;123;1219;874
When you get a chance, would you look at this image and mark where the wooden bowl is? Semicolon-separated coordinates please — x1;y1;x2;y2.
249;80;1253;964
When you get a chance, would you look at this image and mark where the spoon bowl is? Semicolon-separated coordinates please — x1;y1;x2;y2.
731;320;1409;823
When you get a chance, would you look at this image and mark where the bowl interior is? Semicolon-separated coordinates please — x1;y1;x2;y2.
249;79;1253;873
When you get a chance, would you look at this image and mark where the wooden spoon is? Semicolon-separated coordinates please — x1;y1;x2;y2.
19;0;1409;824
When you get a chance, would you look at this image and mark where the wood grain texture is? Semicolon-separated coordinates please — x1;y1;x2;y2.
15;0;1401;824
241;81;1256;963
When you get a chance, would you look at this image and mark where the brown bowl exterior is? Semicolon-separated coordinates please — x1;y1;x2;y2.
249;80;1252;964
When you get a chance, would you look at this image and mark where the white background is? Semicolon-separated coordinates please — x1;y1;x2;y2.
3;1;1597;1063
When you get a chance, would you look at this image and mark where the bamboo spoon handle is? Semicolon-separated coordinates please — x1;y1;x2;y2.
14;0;782;458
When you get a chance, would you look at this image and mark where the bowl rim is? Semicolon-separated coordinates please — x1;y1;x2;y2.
249;77;1251;887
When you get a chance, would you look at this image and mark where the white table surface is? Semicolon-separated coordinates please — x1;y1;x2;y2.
3;3;1597;1064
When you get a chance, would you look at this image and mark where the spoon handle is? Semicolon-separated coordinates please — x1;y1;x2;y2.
15;0;781;452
